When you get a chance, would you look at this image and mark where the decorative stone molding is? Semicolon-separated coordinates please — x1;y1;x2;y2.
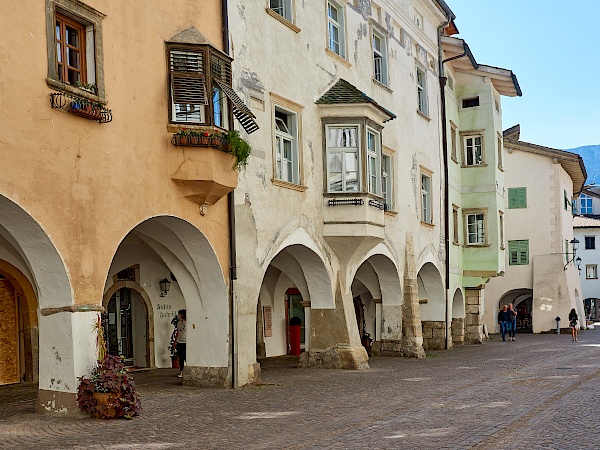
40;304;104;316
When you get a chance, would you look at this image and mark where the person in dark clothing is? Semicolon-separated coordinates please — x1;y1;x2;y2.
175;309;187;377
569;308;578;342
507;303;518;341
498;305;510;341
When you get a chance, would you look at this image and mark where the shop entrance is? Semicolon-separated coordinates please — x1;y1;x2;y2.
106;288;148;367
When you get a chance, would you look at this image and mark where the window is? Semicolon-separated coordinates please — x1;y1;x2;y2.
328;1;345;58
46;0;105;97
447;74;454;91
464;210;487;245
414;11;424;28
372;31;387;85
367;129;382;195
382;154;393;210
586;265;598;279
497;135;503;170
421;171;432;224
452;205;459;244
508;240;529;265
585;236;596;250
270;0;292;22
169;48;208;124
274;108;299;184
462;97;480;108
212;85;229;129
499;211;505;249
463;135;483;166
580;194;593;214
450;124;458;163
564;190;570;211
508;188;527;209
326;126;360;192
416;66;428;115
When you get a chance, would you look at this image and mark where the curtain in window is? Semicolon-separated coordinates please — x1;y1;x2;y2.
327;127;357;148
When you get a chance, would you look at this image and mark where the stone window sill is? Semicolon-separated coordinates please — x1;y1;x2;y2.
265;8;301;33
325;48;352;68
416;109;431;121
272;179;307;192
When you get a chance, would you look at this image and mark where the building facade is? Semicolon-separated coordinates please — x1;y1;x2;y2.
484;126;586;333
441;35;521;345
0;0;255;414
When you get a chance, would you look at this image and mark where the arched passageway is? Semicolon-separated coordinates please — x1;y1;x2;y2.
417;262;445;350
104;216;228;385
350;254;402;356
498;289;533;333
256;244;334;359
451;289;465;346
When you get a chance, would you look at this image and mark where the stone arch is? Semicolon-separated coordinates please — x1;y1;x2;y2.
256;240;335;358
103;280;155;368
498;288;533;333
103;215;228;381
417;262;445;350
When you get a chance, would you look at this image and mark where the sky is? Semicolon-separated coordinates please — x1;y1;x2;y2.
446;0;600;150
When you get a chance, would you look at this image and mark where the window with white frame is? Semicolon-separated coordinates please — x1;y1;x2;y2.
466;212;486;245
464;135;484;166
450;124;458;162
366;128;381;195
452;205;459;244
270;0;292;22
274;108;299;184
416;65;428;115
327;1;345;58
382;154;392;210
580;193;593;214
497;135;503;169
372;30;387;85
326;125;359;192
586;264;598;279
421;172;432;224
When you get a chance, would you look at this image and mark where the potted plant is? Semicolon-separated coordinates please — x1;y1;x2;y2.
77;354;142;419
173;129;190;145
200;131;211;146
224;130;252;170
189;130;200;145
76;315;141;419
210;132;224;149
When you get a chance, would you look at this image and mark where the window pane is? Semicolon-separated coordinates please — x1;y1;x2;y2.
329;23;340;54
57;43;62;62
328;127;357;148
328;3;338;22
345;152;358;191
328;153;342;191
65;25;79;47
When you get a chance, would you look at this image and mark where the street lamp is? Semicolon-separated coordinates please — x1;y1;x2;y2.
159;278;171;297
563;238;580;271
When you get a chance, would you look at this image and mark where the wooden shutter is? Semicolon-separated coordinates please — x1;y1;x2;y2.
508;189;517;209
508;241;519;265
214;79;260;134
518;240;529;265
516;188;526;208
170;49;208;105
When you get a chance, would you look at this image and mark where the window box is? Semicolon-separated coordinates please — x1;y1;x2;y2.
171;130;226;150
50;91;112;123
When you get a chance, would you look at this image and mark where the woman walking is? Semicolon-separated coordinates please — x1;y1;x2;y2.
175;309;187;377
569;308;578;342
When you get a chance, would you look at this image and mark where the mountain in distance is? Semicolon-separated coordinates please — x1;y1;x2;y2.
564;145;600;186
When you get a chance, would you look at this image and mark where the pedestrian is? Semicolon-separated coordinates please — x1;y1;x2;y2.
175;309;187;377
498;305;510;342
508;303;517;341
569;308;578;342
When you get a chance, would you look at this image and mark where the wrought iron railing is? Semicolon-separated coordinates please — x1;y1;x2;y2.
368;199;386;210
50;91;112;123
327;198;364;206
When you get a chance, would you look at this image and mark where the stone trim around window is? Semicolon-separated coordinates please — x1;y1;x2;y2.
265;6;301;33
270;93;304;188
462;207;488;247
45;0;106;100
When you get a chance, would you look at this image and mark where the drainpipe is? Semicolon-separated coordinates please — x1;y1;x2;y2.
436;2;454;350
222;0;238;389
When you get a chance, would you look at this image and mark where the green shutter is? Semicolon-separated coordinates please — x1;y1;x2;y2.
508;188;526;209
508;241;519;265
518;240;529;265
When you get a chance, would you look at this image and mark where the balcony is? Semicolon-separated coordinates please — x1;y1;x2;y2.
168;127;238;207
322;194;385;262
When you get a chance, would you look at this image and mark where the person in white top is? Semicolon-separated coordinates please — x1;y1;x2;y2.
175;309;187;377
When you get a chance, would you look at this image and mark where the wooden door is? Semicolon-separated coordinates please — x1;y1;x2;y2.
0;278;19;384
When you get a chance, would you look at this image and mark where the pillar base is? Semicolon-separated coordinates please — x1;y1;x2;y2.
422;320;446;351
298;345;369;370
36;389;86;417
182;366;230;388
464;325;485;344
451;318;465;346
400;337;426;358
372;339;404;357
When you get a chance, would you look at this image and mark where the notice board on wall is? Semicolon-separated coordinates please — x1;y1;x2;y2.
263;306;273;337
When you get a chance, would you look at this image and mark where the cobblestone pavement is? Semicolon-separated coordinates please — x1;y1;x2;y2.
2;330;600;449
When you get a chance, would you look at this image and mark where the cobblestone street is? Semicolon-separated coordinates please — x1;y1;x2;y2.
2;330;599;449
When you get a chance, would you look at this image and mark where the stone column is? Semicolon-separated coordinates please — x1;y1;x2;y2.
451;317;465;345
464;287;485;344
400;234;426;358
36;310;98;416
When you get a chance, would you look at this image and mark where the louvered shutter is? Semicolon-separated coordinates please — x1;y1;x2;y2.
517;188;526;208
214;79;260;134
518;240;529;265
170;49;208;106
508;189;517;209
509;241;519;265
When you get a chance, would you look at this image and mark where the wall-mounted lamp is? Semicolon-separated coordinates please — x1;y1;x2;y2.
159;278;171;297
576;256;582;274
563;238;580;271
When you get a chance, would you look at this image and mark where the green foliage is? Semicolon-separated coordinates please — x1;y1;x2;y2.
76;354;142;419
224;130;252;171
